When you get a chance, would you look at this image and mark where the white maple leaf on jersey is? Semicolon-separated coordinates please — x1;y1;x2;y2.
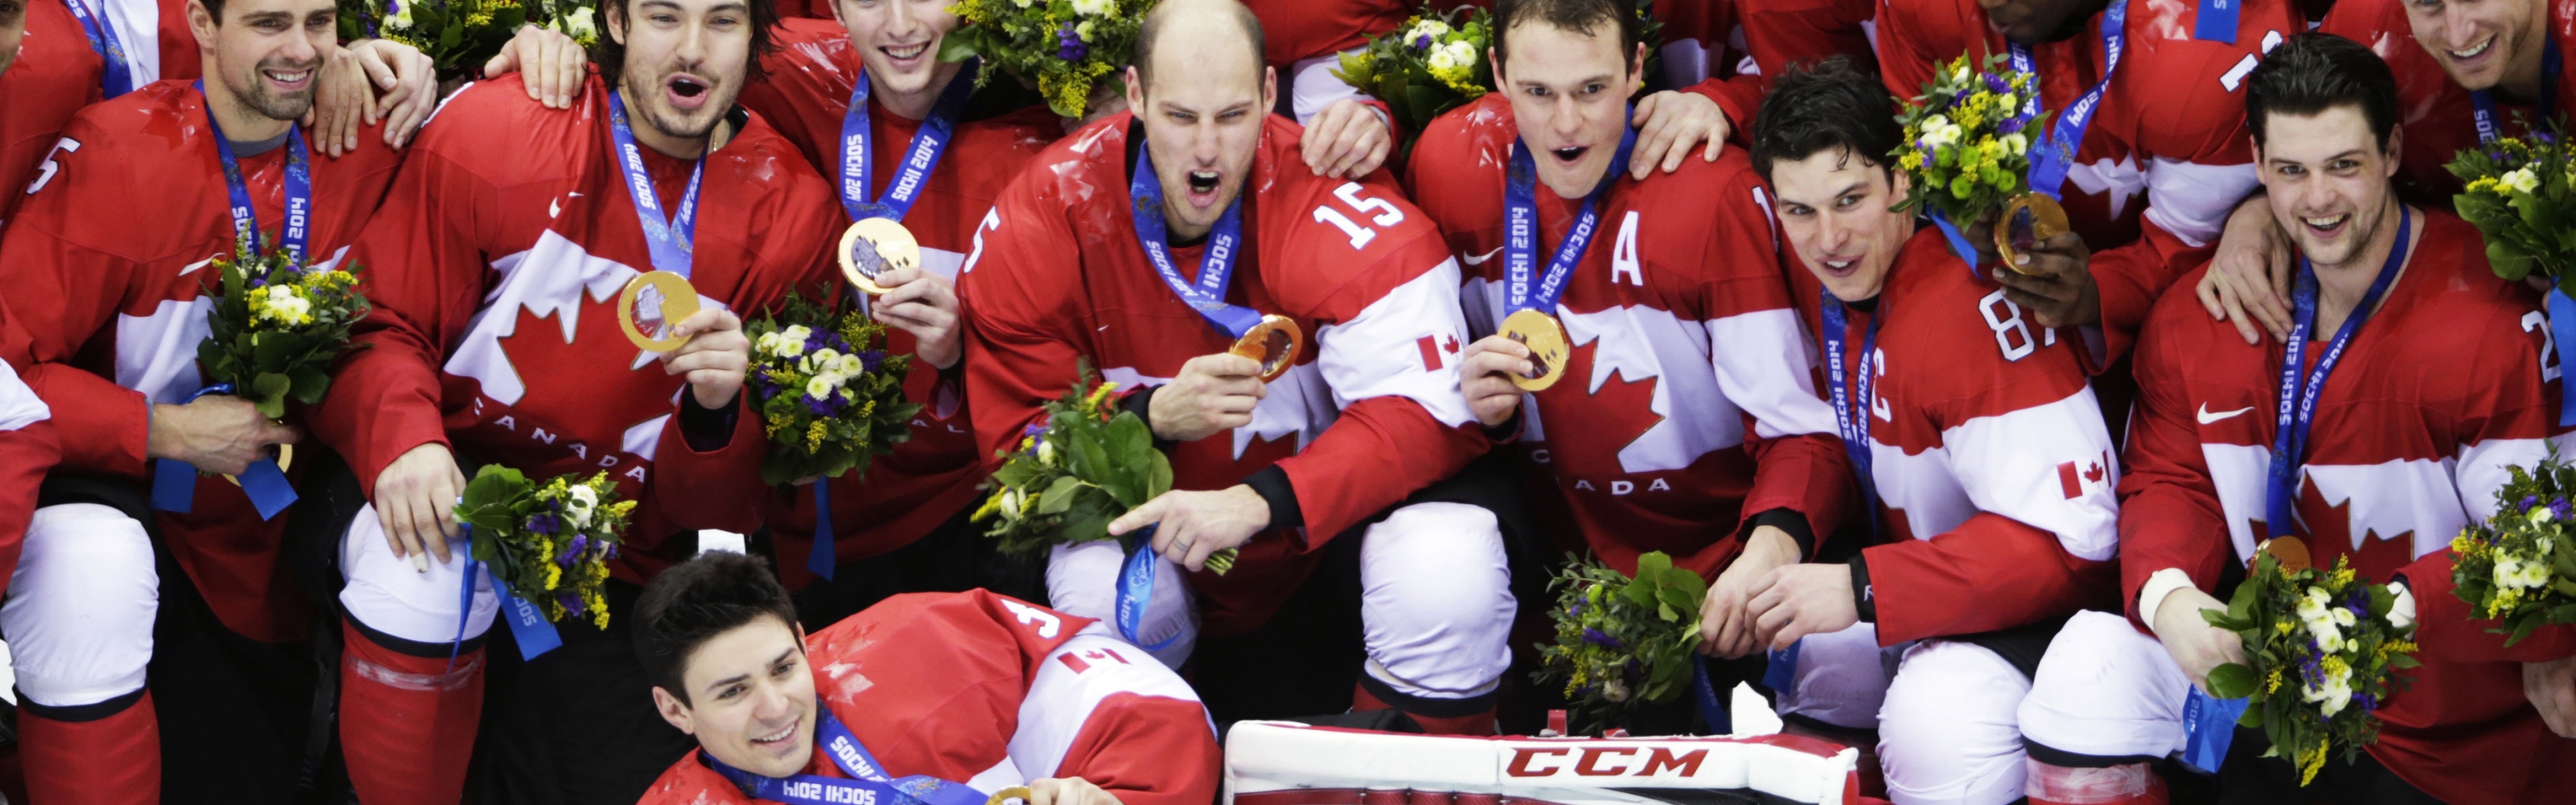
1102;364;1336;461
117;245;351;406
1555;305;1743;473
2202;444;2471;561
2067;153;2147;222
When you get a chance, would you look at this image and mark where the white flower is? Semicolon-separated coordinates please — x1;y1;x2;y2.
1070;0;1114;17
1407;19;1453;41
1602;678;1630;703
807;376;834;400
1917;115;1958;148
564;484;598;528
1444;40;1477;66
777;326;810;356
2302;665;2354;718
1428;48;1459;71
1952;63;1970;83
1001;488;1025;518
2386;583;2416;631
2516;559;2553;591
1076;20;1096;41
385;2;413;31
1010;0;1030;7
560;6;597;39
2534;504;2558;524
2504;166;2542;195
2001;132;2029;156
756;331;782;356
1037;439;1056;466
2499;556;2539;591
833;354;864;376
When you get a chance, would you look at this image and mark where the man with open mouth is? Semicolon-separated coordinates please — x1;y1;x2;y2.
302;0;846;799
630;551;1219;805
963;0;1518;734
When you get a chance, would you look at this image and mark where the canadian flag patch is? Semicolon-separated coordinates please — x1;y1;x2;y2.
2057;451;2110;499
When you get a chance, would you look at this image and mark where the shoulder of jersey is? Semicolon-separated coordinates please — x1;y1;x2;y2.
1618;149;1773;276
1254;114;1443;258
1884;230;2010;356
2320;0;2416;61
774;15;853;52
1012;110;1131;202
64;80;200;151
2407;211;2540;317
1405;94;1513;225
1877;0;1981;56
409;74;596;178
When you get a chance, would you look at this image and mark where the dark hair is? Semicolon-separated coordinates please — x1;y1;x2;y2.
591;0;780;97
1132;0;1265;94
1490;0;1641;76
632;551;800;706
1750;56;1902;182
2243;32;2400;153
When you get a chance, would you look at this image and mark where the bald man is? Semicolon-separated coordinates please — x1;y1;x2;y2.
961;0;1518;733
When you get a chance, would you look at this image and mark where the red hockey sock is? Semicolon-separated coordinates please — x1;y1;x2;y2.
2026;761;2169;805
1350;681;1497;736
19;691;159;805
340;622;485;805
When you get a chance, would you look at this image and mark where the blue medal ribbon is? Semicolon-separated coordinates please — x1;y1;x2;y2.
2179;687;2251;773
149;384;298;518
2191;0;2239;44
1819;293;1883;534
201;80;315;264
1500;112;1638;317
709;709;994;805
66;0;136;97
449;524;565;666
2264;209;2410;537
606;90;707;279
809;481;839;581
2013;0;2126;208
1688;657;1731;735
1128;139;1262;340
1115;527;1179;651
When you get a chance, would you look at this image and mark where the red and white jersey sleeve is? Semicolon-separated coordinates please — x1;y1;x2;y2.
1407;94;1852;581
2118;211;2568;803
309;74;844;580
636;591;1221;805
0;356;56;589
1876;0;2296;363
0;0;196;227
1842;230;2120;646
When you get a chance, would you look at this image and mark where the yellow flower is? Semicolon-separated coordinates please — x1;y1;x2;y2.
544;563;563;591
971;490;1006;521
806;419;830;452
1084;381;1121;410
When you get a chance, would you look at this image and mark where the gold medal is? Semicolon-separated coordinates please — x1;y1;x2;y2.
1229;314;1304;383
985;787;1033;805
1498;308;1569;393
221;443;293;488
1994;192;2071;275
839;217;921;296
2256;536;2312;574
617;270;702;353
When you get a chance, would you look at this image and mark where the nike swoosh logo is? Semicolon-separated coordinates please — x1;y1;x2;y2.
1463;248;1503;265
2196;403;2256;425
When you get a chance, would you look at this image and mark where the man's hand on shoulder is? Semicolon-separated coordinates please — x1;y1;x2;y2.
483;25;590;110
1627;90;1727;181
1301;99;1392;179
1147;353;1266;442
309;39;439;156
1111;485;1269;573
1029;777;1125;805
2196;193;2294;345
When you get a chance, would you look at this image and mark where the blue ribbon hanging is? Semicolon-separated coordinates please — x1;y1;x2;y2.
1113;527;1181;651
708;709;995;805
1819;293;1883;537
838;61;976;223
66;0;135;97
1500;110;1638;318
2265;209;2410;535
2554;283;2576;426
202;80;314;265
2014;0;2125;207
2471;33;2558;146
2191;0;2239;44
2179;687;2251;774
1129;140;1263;340
1929;209;1982;267
606;90;706;279
808;481;839;581
150;384;298;519
1688;657;1732;735
449;524;564;666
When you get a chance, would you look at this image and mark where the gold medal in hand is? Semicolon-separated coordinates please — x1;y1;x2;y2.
840;217;921;296
1993;193;2071;274
1229;315;1304;383
1498;309;1569;392
618;270;702;352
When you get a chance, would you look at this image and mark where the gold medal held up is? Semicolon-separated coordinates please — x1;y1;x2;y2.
840;217;921;296
1994;193;2070;275
1230;314;1305;383
1498;309;1569;393
223;444;294;487
618;271;702;352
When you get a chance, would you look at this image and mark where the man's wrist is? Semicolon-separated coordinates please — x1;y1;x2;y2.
2138;567;2198;639
1242;466;1301;531
1122;385;1180;450
1848;555;1875;623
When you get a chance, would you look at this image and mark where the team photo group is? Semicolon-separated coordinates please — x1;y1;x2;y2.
0;0;2568;800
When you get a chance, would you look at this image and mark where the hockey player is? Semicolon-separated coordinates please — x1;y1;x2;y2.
0;0;418;796
1746;59;2124;805
2035;34;2576;804
961;0;1515;733
726;0;1058;622
632;551;1221;805
0;0;58;663
1406;0;1852;669
306;0;844;797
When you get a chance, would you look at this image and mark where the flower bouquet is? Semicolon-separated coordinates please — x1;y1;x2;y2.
2198;549;2419;785
939;0;1151;119
1891;52;2042;227
2449;128;2576;284
195;243;370;420
744;291;918;486
339;0;601;83
451;466;629;629
2451;450;2576;646
973;365;1233;572
1331;8;1493;162
1535;551;1707;719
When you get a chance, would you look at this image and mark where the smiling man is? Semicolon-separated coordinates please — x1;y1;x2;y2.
1748;58;2124;805
962;0;1514;732
632;552;1219;805
2053;33;2576;804
305;0;844;798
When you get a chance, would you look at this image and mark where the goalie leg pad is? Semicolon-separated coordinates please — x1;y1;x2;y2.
1046;539;1198;668
1878;640;2032;805
7;504;159;805
1358;502;1513;708
2019;611;2190;762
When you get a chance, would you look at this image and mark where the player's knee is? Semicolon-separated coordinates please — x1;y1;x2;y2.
1878;642;2032;805
1045;540;1196;668
1360;503;1513;692
339;504;498;647
3;504;157;708
2021;611;2189;760
1776;623;1894;730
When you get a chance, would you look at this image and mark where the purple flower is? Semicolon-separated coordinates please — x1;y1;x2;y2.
1411;34;1433;51
1567;597;1585;617
1582;628;1622;649
2539;131;2558;145
528;513;560;535
1057;22;1089;61
559;593;584;616
1998;114;2027;136
1983;73;2008;94
561;535;589;565
859;350;886;373
2522;495;2542;513
2551;498;2572;521
2358;692;2380;712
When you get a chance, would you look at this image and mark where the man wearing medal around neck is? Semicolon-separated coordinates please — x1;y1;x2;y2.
1871;0;2298;390
961;0;1514;732
2070;34;2576;803
719;0;1058;623
1407;0;1858;728
304;0;846;796
1748;60;2124;805
632;553;1221;805
0;0;418;795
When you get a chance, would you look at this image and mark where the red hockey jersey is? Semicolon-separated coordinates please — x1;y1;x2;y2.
0;80;402;642
2120;211;2574;804
309;74;844;582
0;0;197;226
1655;0;1878;89
736;19;1059;585
1829;229;2121;646
2321;0;2576;201
636;590;1221;805
0;359;56;591
1876;0;2298;363
1244;0;1415;67
961;113;1487;634
1405;93;1852;581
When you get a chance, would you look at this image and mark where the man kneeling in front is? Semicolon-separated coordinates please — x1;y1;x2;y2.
632;552;1223;804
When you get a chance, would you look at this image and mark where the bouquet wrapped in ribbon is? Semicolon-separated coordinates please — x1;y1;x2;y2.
2450;129;2576;426
1330;8;1493;162
196;243;369;420
1891;53;2050;263
1536;552;1708;719
744;291;918;486
940;0;1151;119
972;366;1234;573
339;0;602;82
2196;547;2419;785
2451;451;2576;646
452;466;629;630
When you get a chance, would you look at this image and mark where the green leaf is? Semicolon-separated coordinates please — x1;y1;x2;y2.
251;372;293;418
1657;602;1678;623
1039;475;1081;515
2205;662;2259;699
289;366;332;405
